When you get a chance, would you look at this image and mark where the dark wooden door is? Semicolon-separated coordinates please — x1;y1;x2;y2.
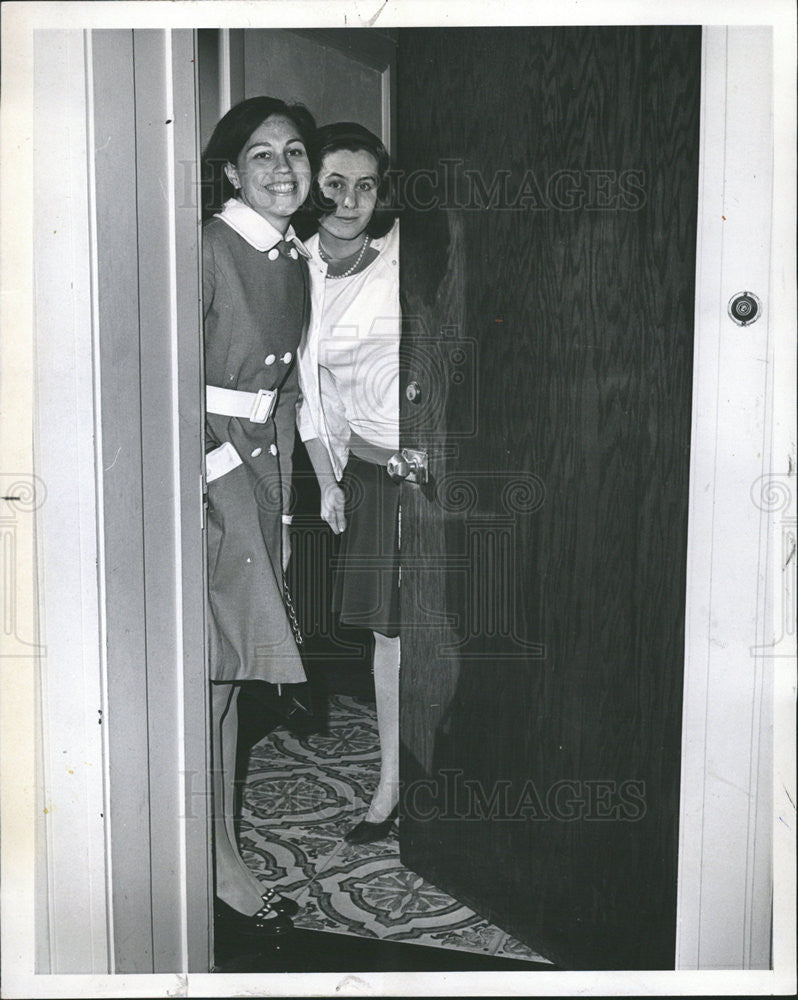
396;27;701;971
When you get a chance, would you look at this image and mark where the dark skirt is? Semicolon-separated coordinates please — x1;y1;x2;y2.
332;455;400;638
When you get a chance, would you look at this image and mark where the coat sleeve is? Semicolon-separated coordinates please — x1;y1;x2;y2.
275;363;299;514
202;235;222;454
202;236;215;319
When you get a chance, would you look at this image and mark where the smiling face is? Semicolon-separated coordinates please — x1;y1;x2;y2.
317;148;381;249
224;114;311;233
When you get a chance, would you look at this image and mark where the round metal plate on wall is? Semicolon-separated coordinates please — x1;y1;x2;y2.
727;291;762;326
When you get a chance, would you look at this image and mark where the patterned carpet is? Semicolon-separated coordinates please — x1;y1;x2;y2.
240;693;551;963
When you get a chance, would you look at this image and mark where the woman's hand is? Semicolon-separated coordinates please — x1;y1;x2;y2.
303;438;346;534
321;483;346;534
282;522;292;572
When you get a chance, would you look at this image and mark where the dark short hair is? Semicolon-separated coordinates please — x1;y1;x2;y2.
201;97;316;220
306;121;397;239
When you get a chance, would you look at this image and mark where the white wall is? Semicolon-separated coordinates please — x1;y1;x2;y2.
199;28;395;153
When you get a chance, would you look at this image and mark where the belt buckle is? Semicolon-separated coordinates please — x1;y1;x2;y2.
249;388;276;423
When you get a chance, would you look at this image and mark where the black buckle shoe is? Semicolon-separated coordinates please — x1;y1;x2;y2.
214;898;294;941
261;887;300;917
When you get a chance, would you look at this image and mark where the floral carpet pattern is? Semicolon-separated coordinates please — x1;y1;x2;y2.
240;693;550;962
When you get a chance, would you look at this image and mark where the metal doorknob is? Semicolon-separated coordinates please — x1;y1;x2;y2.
406;380;422;403
386;447;428;484
728;291;762;326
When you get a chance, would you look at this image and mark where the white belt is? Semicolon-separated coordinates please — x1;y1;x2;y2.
205;441;242;483
206;385;276;424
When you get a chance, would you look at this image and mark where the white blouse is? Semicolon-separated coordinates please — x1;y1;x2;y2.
296;220;400;480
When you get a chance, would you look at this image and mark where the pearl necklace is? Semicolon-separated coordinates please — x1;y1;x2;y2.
319;235;370;279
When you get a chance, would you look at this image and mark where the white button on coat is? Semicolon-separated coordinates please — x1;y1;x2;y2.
265;354;275;365
282;352;292;364
251;447;262;458
289;247;298;259
268;248;279;261
269;444;278;456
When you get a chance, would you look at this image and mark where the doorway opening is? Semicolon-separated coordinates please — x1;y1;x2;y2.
199;27;554;970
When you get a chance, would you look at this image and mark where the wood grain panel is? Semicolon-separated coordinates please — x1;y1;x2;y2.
397;26;701;970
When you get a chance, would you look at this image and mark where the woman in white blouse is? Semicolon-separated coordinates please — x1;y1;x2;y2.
297;122;401;843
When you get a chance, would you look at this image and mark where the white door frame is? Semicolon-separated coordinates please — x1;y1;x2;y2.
7;26;211;977
676;24;795;971
87;26;211;973
29;28;111;975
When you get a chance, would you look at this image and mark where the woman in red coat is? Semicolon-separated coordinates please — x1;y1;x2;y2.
201;96;314;940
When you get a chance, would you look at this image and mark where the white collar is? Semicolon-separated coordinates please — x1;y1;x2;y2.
216;198;310;258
